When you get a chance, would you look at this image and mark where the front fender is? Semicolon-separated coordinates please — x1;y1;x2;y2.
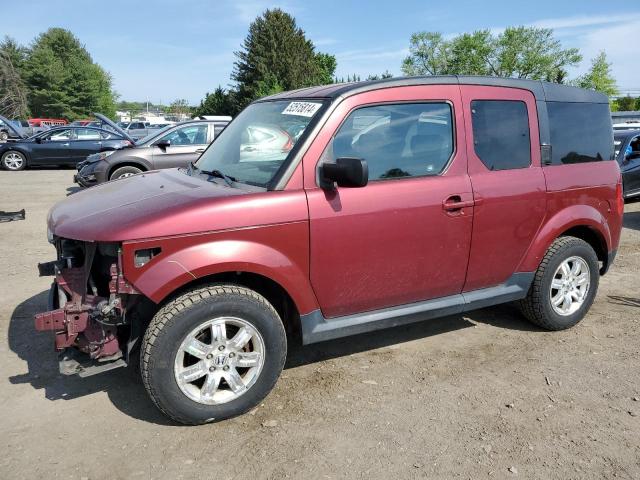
121;222;319;314
518;204;611;272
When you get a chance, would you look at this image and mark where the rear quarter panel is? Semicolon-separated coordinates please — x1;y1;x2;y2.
519;161;622;271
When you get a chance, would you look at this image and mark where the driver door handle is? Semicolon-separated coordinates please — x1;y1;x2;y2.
195;148;205;154
61;143;69;146
442;195;475;212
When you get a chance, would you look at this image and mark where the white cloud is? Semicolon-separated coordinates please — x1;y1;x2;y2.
532;13;640;30
571;17;640;91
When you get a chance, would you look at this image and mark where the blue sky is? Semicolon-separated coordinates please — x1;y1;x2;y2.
2;0;639;103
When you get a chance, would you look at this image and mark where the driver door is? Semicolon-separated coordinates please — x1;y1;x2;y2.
152;124;210;169
33;129;73;165
304;85;473;318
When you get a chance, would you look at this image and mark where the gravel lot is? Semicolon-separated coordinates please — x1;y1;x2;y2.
1;170;639;479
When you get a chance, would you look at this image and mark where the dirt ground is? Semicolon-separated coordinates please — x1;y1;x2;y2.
1;169;639;480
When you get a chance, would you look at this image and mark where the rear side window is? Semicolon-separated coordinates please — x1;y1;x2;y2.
325;102;455;181
471;100;531;170
547;102;614;164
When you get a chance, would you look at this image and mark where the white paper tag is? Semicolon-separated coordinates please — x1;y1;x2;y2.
282;102;322;117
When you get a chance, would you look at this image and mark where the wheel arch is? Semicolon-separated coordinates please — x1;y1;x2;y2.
122;238;318;342
158;271;303;342
108;161;149;179
519;204;611;274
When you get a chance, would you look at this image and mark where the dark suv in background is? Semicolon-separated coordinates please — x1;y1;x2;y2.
75;118;230;185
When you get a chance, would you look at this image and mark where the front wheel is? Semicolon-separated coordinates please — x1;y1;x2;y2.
520;236;599;330
1;151;26;171
0;131;8;142
110;165;142;181
141;284;287;425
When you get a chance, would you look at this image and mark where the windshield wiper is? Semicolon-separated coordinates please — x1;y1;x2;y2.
190;162;236;186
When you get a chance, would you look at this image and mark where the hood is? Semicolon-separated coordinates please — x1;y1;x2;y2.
49;169;251;242
0;114;26;139
94;112;134;143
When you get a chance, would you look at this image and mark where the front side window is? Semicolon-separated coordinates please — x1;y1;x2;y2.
324;102;454;181
159;125;208;146
196;100;326;187
471;100;531;170
45;129;72;141
547;102;614;165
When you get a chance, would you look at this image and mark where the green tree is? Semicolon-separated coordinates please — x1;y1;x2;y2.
232;9;335;108
616;96;636;111
25;28;117;120
575;51;618;97
169;98;190;117
193;86;237;117
315;52;337;84
402;26;582;82
366;71;394;81
0;36;28;73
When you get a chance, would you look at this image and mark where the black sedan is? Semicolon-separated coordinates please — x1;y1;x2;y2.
614;129;640;199
0;120;133;171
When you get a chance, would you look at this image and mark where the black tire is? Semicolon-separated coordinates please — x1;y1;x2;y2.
110;165;142;181
141;284;287;425
1;150;27;171
519;236;599;330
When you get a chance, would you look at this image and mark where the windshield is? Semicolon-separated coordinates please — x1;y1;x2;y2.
195;100;326;187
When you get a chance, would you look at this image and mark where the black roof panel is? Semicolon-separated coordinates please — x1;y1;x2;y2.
261;75;608;104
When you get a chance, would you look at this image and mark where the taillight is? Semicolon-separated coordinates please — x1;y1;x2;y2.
616;181;624;216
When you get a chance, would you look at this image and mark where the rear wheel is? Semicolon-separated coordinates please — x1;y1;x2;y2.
141;284;287;425
110;165;142;180
520;236;599;330
1;151;26;171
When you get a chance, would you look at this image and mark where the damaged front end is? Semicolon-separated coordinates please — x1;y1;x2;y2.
34;238;148;377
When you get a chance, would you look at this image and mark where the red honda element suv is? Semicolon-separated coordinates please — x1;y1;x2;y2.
35;76;623;424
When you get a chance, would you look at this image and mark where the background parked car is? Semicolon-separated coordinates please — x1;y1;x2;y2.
0;117;25;142
0;123;132;171
119;121;173;140
75;118;229;185
615;129;640;199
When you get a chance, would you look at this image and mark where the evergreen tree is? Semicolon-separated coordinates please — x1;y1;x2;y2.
232;9;336;108
25;28;117;119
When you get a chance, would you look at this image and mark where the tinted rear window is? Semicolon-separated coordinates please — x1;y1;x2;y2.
547;102;614;165
471;100;531;170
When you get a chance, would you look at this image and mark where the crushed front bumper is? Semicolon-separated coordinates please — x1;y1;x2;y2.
34;241;140;376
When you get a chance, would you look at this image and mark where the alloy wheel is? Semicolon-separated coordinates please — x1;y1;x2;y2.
549;256;591;316
3;152;24;170
174;316;265;405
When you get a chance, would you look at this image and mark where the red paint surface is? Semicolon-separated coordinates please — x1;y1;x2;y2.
303;85;474;317
460;85;547;291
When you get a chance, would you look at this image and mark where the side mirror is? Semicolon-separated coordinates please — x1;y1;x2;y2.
155;139;170;149
35;136;43;143
321;157;368;188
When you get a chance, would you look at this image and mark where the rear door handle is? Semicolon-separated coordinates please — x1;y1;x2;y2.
195;148;205;154
442;195;475;212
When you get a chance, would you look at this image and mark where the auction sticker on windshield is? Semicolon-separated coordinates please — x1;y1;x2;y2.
282;102;322;117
